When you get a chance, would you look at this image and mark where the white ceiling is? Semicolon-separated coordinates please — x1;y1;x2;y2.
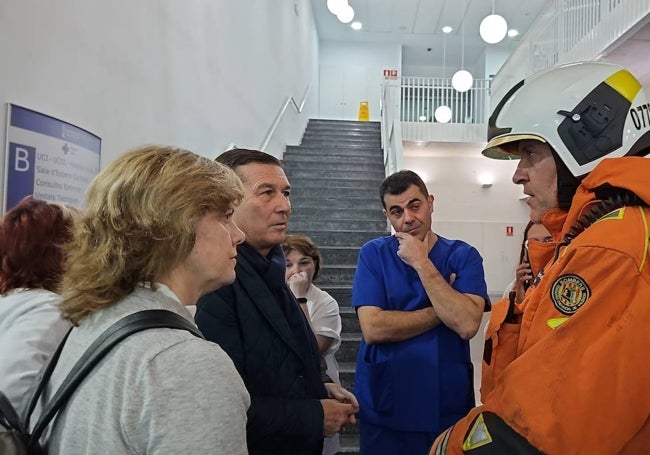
310;0;548;70
311;0;650;157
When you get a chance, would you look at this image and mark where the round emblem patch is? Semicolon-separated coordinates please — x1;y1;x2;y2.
550;274;590;315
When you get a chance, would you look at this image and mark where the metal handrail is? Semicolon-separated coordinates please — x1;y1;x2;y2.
259;84;311;152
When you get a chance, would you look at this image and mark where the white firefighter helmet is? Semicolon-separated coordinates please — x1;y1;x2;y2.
482;61;650;177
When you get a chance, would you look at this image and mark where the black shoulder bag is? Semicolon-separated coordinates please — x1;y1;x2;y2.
0;309;203;455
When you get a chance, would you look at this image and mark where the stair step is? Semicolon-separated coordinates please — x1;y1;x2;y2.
302;230;387;248
289;176;384;188
337;334;361;364
302;133;381;141
301;140;382;148
288;168;385;180
283;153;384;167
320;286;352;306
290;187;379;200
291;207;380;221
319;246;360;266
339;306;360;331
338;361;357;391
338;432;361;453
291;196;380;210
306;128;380;137
300;135;381;144
284;160;385;172
309;119;380;128
291;218;387;232
286;145;383;157
318;265;357;286
284;150;383;162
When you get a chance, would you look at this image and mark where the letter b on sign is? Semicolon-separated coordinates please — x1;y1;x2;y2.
14;146;32;171
6;143;36;210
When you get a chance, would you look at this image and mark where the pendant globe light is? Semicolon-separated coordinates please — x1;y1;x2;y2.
327;0;347;15
336;4;355;24
451;0;473;93
480;0;508;44
434;27;452;123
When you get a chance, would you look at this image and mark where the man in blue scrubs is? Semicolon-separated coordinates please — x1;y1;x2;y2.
353;170;489;455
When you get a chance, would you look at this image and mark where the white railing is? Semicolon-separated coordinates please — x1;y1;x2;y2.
492;0;650;109
399;76;491;143
380;76;491;172
380;77;404;175
400;77;491;125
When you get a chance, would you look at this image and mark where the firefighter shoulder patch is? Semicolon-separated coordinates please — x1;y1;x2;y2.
550;274;590;315
462;413;493;451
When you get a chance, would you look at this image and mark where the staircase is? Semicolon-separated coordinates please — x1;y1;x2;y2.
284;119;389;454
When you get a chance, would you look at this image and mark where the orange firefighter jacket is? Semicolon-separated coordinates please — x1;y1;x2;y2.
431;157;650;454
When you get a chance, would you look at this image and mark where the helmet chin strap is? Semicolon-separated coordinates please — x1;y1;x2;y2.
552;150;584;211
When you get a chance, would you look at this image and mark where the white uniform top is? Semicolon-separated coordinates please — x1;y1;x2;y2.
0;288;70;412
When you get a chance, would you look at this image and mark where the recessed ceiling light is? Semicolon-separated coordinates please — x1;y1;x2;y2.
351;21;362;30
442;26;453;34
507;29;519;37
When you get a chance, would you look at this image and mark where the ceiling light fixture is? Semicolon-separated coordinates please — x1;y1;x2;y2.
442;25;453;34
478;172;495;187
452;0;473;93
507;28;519;38
350;21;362;30
327;0;347;15
435;27;452;123
479;0;508;44
336;4;354;23
434;105;452;123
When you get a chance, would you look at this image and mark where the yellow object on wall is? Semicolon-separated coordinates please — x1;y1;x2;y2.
358;101;369;121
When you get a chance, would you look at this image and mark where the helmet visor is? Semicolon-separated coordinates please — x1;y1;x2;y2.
482;134;548;159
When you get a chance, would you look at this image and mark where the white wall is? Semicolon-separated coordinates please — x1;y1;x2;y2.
0;0;319;201
318;41;401;121
483;47;512;79
402;64;446;78
402;61;484;79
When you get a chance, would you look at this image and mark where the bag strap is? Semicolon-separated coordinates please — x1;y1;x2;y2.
21;328;74;430
0;390;24;433
27;309;202;447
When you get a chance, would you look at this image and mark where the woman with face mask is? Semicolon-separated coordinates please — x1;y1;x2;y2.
503;222;555;304
481;221;557;402
283;234;342;455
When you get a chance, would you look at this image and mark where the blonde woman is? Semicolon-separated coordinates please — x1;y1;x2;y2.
43;145;250;454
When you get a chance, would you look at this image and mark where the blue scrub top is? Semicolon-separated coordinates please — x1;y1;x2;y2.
352;234;489;432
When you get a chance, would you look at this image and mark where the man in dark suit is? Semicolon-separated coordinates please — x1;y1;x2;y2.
195;149;358;455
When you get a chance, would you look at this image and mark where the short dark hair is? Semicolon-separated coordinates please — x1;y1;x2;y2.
216;148;282;170
379;170;429;208
282;234;322;281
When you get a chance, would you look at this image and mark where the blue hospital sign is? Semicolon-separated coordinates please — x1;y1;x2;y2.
6;143;36;210
4;104;101;212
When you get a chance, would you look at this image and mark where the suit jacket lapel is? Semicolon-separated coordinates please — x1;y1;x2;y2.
236;256;306;363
